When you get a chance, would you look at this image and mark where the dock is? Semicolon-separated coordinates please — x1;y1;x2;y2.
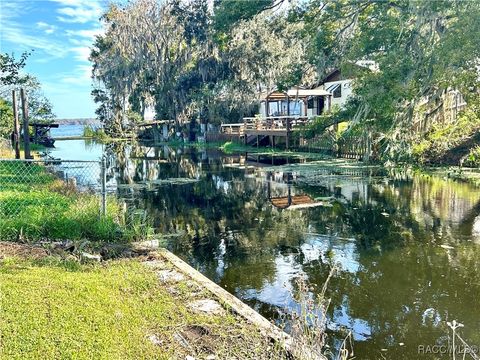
219;115;312;149
54;136;91;140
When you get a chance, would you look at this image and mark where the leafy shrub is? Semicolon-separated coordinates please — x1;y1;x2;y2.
83;125;108;141
462;146;480;168
412;102;480;164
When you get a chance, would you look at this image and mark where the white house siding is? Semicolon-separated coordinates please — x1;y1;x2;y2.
323;79;353;109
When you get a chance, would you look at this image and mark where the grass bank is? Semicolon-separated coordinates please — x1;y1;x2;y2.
0;245;284;360
0;161;142;242
0;139;45;159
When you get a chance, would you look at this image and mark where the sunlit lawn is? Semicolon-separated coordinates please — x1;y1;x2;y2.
0;257;247;360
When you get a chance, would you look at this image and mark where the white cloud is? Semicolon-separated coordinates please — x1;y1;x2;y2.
60;76;88;85
1;26;67;57
66;28;104;40
52;0;103;24
0;4;68;58
65;26;104;62
70;46;92;62
36;21;58;34
43;64;92;89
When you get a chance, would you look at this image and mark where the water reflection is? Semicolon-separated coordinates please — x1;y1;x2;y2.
53;140;480;359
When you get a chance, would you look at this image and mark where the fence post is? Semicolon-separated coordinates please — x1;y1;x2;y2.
12;90;21;159
101;156;107;216
20;88;32;159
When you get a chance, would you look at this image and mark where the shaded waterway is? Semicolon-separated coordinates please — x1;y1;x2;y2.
48;137;480;359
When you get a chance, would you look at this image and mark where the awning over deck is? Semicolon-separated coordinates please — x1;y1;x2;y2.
259;87;331;101
286;88;331;97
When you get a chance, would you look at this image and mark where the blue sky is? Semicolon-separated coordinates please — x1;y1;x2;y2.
1;0;107;118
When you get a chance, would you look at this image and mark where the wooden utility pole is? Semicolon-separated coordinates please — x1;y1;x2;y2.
12;90;21;159
20;88;32;159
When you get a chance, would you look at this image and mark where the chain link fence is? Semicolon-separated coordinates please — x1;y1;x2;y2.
0;158;107;215
0;157;154;242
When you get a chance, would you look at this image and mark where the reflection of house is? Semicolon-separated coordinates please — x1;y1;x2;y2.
266;172;326;210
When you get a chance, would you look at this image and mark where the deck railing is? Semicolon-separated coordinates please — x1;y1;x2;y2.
243;116;311;132
220;116;316;135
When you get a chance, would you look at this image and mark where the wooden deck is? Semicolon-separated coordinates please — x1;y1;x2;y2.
219;116;368;159
219;116;312;149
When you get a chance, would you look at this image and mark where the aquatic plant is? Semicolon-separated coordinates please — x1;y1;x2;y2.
272;265;353;360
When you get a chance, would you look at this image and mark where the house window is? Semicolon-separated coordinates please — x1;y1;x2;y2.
333;85;342;98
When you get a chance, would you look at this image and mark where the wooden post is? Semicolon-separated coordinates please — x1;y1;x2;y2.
12;90;20;159
286;117;290;150
20;88;31;159
287;95;290;150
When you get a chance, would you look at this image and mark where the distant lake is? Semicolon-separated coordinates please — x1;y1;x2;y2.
46;124;103;160
50;123;100;138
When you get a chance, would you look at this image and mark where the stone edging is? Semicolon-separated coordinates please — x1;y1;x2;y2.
153;248;327;360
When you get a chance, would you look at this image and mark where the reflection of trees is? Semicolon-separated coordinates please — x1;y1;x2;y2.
303;240;480;357
137;169;310;288
109;146;313;291
107;146;480;357
297;174;480;356
407;177;480;243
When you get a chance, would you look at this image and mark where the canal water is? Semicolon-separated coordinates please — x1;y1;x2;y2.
48;133;480;359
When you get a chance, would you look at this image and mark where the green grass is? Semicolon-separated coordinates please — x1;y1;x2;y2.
0;256;274;360
0;161;142;242
219;141;332;160
219;141;259;153
0;258;218;359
